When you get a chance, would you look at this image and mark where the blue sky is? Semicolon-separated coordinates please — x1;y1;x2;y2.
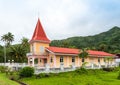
0;0;120;44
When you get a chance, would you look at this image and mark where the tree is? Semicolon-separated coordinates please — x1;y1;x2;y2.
21;37;30;55
8;37;29;63
105;57;113;67
21;37;29;47
1;32;14;47
1;32;14;64
78;48;89;67
98;44;107;51
0;45;4;62
9;45;26;62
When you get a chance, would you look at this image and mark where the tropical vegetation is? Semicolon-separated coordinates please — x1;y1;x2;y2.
0;32;29;63
50;26;120;54
20;67;120;85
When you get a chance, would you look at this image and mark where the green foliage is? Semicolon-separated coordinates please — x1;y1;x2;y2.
19;67;34;77
9;45;27;62
104;57;113;68
102;67;115;72
50;26;120;53
0;36;29;63
1;32;14;47
0;73;19;85
21;68;120;85
81;62;88;68
78;48;88;58
8;71;20;81
0;66;8;73
75;67;88;74
35;73;50;79
117;71;120;80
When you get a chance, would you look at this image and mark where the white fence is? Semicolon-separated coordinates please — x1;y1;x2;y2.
0;63;28;70
0;62;118;74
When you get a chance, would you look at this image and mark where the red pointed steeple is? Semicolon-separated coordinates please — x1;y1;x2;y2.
30;18;50;43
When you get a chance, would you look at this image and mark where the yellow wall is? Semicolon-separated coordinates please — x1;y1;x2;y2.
32;52;114;68
54;55;84;68
48;55;114;68
48;53;55;68
30;42;49;55
56;56;60;68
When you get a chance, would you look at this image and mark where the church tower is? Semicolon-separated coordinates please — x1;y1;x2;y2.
29;18;50;55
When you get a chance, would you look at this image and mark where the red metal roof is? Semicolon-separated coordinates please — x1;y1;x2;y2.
47;46;79;54
30;18;50;43
47;46;114;56
87;50;114;56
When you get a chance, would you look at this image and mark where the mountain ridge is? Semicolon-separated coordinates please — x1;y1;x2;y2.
50;26;120;53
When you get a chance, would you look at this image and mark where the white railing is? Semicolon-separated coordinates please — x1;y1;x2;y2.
115;59;120;62
0;63;28;67
0;62;118;74
26;53;33;56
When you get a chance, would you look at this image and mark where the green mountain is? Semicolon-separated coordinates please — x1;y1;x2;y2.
50;26;120;54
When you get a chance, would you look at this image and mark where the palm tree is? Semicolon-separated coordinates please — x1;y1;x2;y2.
0;45;4;62
1;32;14;46
21;37;29;47
9;45;26;63
21;37;30;53
105;57;113;67
78;48;89;67
1;32;14;64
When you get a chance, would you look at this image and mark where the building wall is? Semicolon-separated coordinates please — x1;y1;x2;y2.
48;53;55;68
48;55;114;68
56;56;60;68
35;54;115;68
55;55;70;68
30;42;49;55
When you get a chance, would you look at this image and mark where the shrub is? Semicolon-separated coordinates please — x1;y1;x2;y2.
19;67;34;77
35;73;51;79
0;66;8;73
9;74;19;80
75;67;88;74
102;67;114;72
118;71;120;80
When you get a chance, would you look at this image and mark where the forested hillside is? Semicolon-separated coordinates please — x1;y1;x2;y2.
50;26;120;54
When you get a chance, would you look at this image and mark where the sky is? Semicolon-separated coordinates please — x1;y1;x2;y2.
0;0;120;44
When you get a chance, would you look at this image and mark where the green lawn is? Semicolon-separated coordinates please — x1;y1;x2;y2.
0;73;19;85
21;69;120;85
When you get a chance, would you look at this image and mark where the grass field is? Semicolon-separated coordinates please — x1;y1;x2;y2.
0;73;19;85
21;69;120;85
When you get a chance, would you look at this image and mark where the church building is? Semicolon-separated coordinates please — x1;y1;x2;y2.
27;18;115;71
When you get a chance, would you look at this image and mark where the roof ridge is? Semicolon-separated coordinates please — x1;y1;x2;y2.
49;46;79;50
